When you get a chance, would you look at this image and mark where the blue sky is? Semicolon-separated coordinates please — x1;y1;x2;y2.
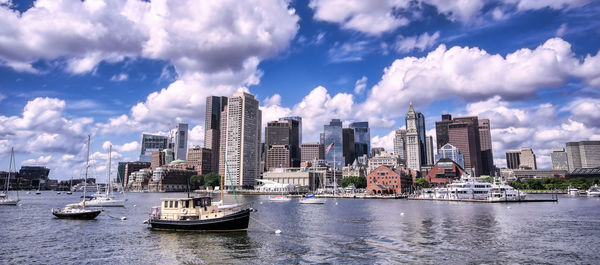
1;0;599;180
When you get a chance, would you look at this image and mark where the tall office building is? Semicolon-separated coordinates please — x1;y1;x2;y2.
323;119;344;169
505;150;521;169
265;120;300;170
478;119;494;175
405;103;422;171
278;117;301;167
519;147;537;169
342;128;355;166
551;147;569;171
566;141;600;171
436;115;483;176
435;143;465;169
139;133;169;162
187;146;212;175
348;122;370;158
425;136;434;165
218;107;228;177
394;129;407;160
223;92;262;187
301;142;324;162
174;123;188;161
205;96;228;174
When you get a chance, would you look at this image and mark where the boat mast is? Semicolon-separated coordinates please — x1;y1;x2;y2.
107;145;112;197
83;135;90;208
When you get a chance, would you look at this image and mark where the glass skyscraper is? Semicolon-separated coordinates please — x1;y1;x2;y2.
324;119;344;169
348;121;370;158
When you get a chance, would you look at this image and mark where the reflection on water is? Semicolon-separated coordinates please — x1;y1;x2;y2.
1;193;600;264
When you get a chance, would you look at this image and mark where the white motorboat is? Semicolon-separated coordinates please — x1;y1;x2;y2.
269;195;292;202
299;195;325;204
567;186;579;196
587;185;600;197
489;178;527;201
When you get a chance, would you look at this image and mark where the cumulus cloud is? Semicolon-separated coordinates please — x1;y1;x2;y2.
23;155;53;165
395;31;440;53
188;125;205;147
358;38;600;121
371;131;395;152
328;41;374;63
354;76;368;94
102;140;140;153
110;73;128;82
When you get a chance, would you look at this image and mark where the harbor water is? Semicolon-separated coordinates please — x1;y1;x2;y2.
1;192;600;264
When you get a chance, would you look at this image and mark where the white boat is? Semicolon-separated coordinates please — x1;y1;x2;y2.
269;195;292;202
299;195;325;204
35;181;41;195
587;185;600;197
489;178;527;201
57;191;62;194
0;148;19;206
567;186;579;196
83;145;126;207
53;135;102;220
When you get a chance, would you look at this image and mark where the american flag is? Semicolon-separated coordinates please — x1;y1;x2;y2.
325;143;334;153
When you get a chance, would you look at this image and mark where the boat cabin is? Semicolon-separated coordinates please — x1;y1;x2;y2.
152;196;237;221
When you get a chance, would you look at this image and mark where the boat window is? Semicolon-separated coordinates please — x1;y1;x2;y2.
169;201;173;208
184;200;189;208
174;201;178;208
164;201;168;208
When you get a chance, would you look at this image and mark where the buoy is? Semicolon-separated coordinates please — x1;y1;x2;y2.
260;202;263;204
275;229;281;234
133;205;137;207
507;206;511;209
121;217;127;220
400;212;405;216
335;202;338;205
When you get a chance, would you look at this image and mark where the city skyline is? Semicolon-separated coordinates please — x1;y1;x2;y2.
1;1;600;179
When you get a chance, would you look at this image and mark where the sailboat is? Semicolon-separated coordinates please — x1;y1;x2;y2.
83;145;126;207
0;148;20;206
35;181;41;195
66;176;73;194
52;135;102;220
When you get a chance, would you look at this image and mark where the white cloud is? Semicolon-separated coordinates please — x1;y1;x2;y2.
102;140;140;153
110;73;128;82
371;130;395;152
556;23;568;37
354;76;368;94
395;31;440;53
328;41;373;63
23;155;53;165
188;125;205;147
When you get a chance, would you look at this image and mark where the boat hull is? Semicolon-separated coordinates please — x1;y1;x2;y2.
0;199;19;206
85;200;126;207
149;209;251;232
299;198;325;204
52;209;102;220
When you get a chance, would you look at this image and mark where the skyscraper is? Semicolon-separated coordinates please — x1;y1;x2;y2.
323;119;344;169
224;92;262;188
566;141;600;171
551;147;569;171
265;120;299;170
394;129;407;160
205;96;228;174
505;150;521;169
139;133;169;162
519;147;537;169
301;142;324;162
174;123;188;161
436;115;483;176
348;122;370;158
405;103;422;171
278;117;301;167
425;136;434;165
478;119;494;175
342;128;355;166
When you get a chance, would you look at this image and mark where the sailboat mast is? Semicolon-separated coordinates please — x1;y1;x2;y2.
83;135;90;208
107;145;112;197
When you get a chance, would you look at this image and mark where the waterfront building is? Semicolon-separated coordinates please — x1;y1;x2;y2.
394;129;407;160
18;166;50;189
551;147;569;171
224;92;262;188
218;106;228;178
265;119;300;170
435;115;483;176
151;151;166;170
371;147;385;157
262;168;321;191
187;146;212;175
367;151;402;174
566;168;600;178
205;96;228;177
435;143;465;169
425;158;465;185
506;149;521;169
348;121;370;158
519;147;537;170
148;167;196;192
301;142;324;162
124;162;151;186
162;149;174;165
478;119;495;175
342;128;355;166
566;141;600;172
173;123;188;161
342;161;365;178
323;119;344;169
130;168;152;191
279;116;302;165
405;103;422;171
139;133;169;162
425;136;434;165
512;169;567;179
366;165;413;194
117;162;126;186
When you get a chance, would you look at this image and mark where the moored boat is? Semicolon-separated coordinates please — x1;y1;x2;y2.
299;194;325;204
587;184;600;197
269;195;292;202
0;147;20;206
567;186;579;196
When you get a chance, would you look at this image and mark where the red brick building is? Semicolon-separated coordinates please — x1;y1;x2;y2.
425;158;465;185
367;165;413;194
187;146;212;175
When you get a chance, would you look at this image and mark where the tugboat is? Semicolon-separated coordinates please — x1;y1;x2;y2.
147;196;253;232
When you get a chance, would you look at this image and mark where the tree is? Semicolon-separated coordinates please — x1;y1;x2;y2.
203;173;220;187
341;176;367;189
190;175;204;189
415;178;430;189
356;176;367;189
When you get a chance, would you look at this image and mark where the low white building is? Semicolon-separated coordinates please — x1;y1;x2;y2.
261;168;323;191
256;179;295;192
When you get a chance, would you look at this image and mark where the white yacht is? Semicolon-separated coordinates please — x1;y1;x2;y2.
489;178;527;201
567;186;580;196
587;185;600;197
445;176;492;200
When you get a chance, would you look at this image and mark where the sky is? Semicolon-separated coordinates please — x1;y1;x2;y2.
1;0;599;181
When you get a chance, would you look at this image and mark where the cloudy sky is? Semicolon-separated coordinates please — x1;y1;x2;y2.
1;0;599;181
